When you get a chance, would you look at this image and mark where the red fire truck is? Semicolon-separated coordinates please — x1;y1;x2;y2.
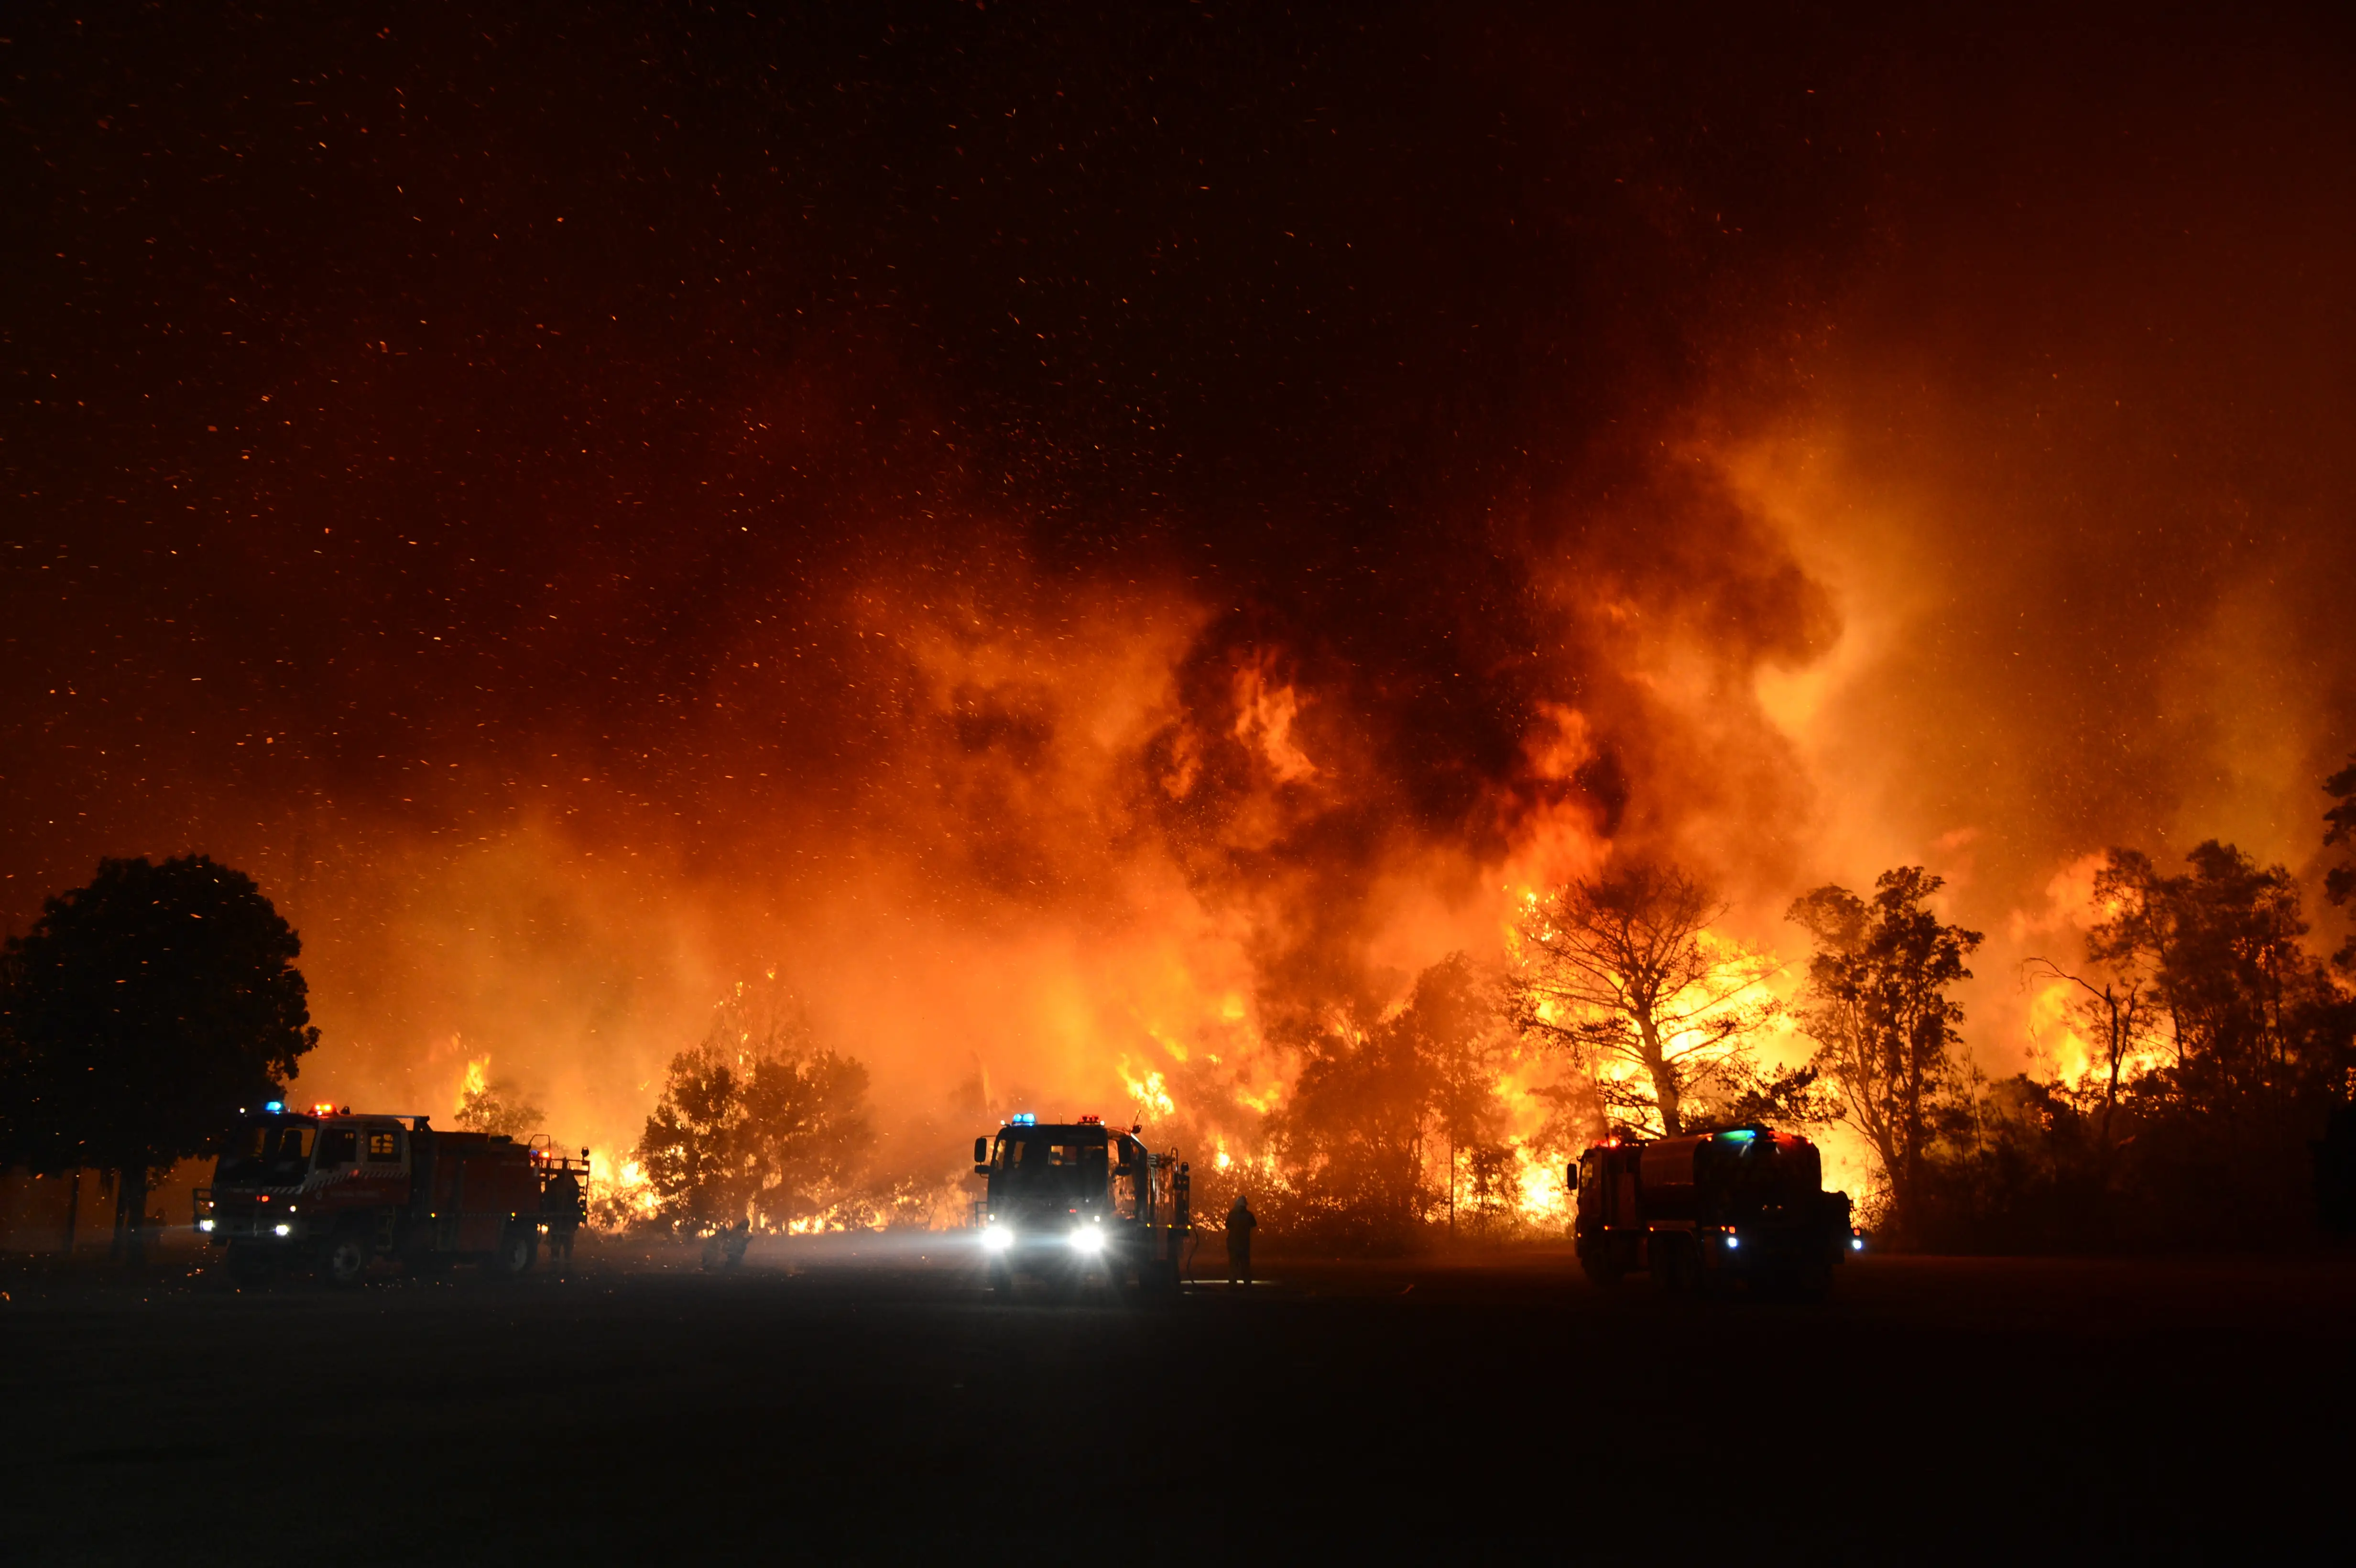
1570;1124;1860;1299
194;1101;589;1285
971;1113;1191;1295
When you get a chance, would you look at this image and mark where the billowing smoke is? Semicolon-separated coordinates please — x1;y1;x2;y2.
5;8;2351;1174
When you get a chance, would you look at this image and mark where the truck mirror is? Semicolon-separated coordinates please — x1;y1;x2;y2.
973;1136;989;1165
1565;1162;1579;1191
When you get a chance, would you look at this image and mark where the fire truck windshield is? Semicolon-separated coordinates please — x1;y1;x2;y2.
992;1128;1108;1198
215;1119;317;1186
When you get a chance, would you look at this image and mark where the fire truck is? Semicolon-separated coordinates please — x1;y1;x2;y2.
971;1113;1191;1295
1570;1124;1860;1299
193;1101;590;1285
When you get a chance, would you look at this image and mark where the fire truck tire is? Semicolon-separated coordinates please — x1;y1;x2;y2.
320;1232;371;1287
986;1260;1014;1295
491;1225;537;1279
225;1244;275;1285
1578;1244;1624;1288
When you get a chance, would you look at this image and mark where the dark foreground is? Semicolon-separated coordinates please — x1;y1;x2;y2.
6;1237;2353;1563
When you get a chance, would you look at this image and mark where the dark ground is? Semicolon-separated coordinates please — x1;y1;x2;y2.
5;1235;2352;1564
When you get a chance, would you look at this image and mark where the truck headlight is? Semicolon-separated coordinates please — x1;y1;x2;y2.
1852;1235;1865;1252
982;1223;1013;1252
1070;1224;1105;1254
273;1224;292;1238
1724;1234;1739;1249
197;1219;215;1233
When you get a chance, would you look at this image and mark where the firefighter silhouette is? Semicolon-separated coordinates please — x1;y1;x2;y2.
703;1217;752;1270
544;1167;584;1277
1226;1192;1256;1285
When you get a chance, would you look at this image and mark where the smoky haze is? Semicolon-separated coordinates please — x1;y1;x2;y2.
5;5;2352;1164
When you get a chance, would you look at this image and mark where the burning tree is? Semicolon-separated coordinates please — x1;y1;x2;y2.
2085;842;2340;1114
1787;867;1982;1239
451;1052;545;1138
635;980;873;1233
1407;955;1521;1237
1268;1008;1436;1250
1511;862;1780;1138
1261;954;1549;1248
2022;955;2158;1149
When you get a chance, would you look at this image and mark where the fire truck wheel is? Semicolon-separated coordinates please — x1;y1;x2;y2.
491;1226;537;1279
986;1260;1014;1295
320;1232;371;1287
1578;1245;1624;1289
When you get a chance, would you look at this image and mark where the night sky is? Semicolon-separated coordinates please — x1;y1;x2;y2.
7;4;2353;1138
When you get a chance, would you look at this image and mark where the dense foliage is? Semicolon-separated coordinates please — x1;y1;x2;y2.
0;855;317;1260
635;981;875;1233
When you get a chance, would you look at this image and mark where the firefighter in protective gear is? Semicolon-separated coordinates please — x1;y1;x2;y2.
1226;1192;1257;1285
545;1166;584;1277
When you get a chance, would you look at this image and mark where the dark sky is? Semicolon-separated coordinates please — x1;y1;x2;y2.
6;5;1832;837
6;3;2354;1123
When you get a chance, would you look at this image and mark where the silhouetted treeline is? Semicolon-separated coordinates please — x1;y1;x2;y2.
0;856;317;1263
1901;839;2356;1251
1189;757;2356;1255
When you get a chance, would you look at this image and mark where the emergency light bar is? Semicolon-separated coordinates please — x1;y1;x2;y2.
1076;1113;1102;1124
1010;1112;1036;1126
263;1100;284;1113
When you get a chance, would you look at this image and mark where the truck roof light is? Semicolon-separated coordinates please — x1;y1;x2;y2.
263;1100;284;1113
1077;1113;1102;1124
1010;1112;1036;1126
1719;1129;1755;1143
311;1102;337;1116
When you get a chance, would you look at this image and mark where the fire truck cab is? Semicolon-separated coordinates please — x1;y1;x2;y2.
195;1101;588;1285
971;1113;1190;1295
1571;1124;1859;1299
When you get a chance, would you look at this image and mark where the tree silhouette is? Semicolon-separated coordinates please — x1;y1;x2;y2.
1408;955;1513;1237
1261;954;1530;1249
1;855;317;1263
636;977;871;1232
1512;862;1779;1137
1788;867;1981;1240
2023;956;2155;1148
639;1040;756;1231
2088;842;2330;1109
1270;1006;1438;1250
2323;755;2356;972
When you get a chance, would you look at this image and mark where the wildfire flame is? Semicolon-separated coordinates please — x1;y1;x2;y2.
455;1054;490;1115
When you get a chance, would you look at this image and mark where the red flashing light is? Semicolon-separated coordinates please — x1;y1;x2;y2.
310;1102;336;1117
1077;1113;1102;1124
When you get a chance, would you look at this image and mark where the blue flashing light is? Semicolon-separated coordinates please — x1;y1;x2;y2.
1719;1129;1755;1143
263;1100;284;1113
1010;1112;1036;1126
